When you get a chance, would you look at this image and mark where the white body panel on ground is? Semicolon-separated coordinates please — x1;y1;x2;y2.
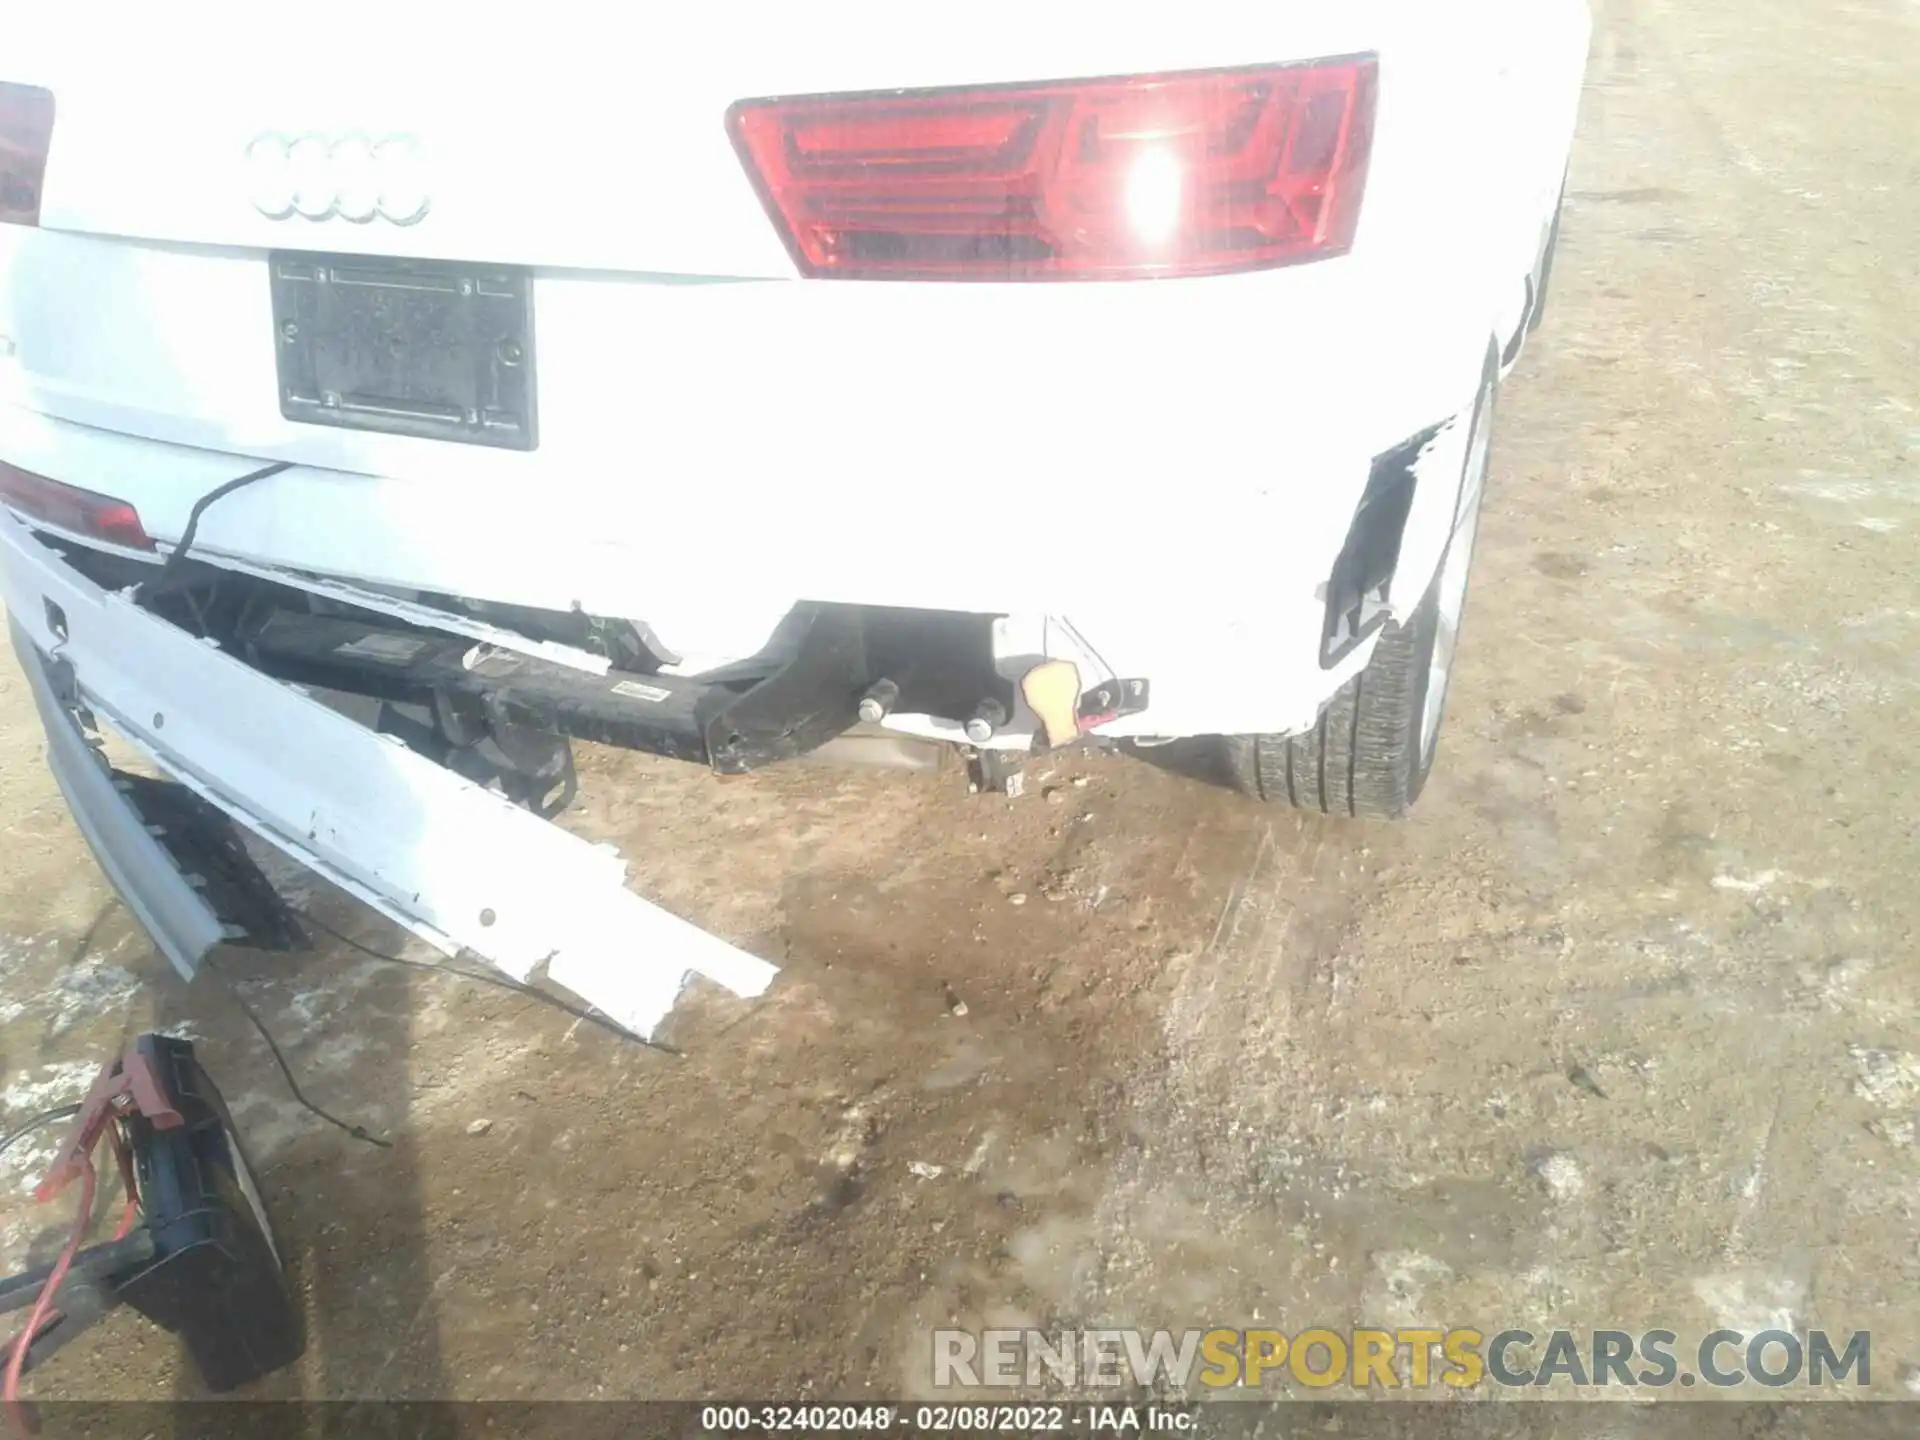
0;506;775;1036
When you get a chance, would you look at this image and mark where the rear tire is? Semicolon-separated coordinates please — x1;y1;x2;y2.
1223;356;1498;819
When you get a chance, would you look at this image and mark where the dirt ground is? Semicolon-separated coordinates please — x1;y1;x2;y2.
1;0;1917;1412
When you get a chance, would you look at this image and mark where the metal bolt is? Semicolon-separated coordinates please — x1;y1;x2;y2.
497;339;523;366
281;321;299;342
321;390;340;408
964;698;1007;744
465;407;480;425
857;678;900;725
459;279;473;296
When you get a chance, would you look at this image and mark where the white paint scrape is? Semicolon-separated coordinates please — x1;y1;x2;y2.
1711;870;1784;893
1691;1273;1801;1336
3;1059;104;1117
1;1059;105;1198
1849;1046;1920;1108
1530;1150;1586;1201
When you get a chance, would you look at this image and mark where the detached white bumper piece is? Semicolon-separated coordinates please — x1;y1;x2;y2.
0;507;776;1039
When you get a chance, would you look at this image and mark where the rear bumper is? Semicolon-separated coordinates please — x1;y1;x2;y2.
0;383;1483;741
0;506;776;1037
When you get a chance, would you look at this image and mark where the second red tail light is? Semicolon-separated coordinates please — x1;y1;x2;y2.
0;82;55;228
728;56;1377;282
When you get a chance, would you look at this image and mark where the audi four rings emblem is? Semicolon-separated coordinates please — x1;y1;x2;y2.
245;133;429;225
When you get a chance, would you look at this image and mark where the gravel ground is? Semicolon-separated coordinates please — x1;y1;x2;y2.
0;0;1916;1414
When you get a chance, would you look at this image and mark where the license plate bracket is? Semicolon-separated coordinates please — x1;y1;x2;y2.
269;252;537;450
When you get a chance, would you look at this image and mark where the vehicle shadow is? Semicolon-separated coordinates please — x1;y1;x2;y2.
0;628;455;1433
142;897;455;1440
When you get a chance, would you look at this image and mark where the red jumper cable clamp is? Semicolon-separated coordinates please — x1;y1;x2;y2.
0;1036;303;1433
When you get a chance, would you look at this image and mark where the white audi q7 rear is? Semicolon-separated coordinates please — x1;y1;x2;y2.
0;3;1592;1035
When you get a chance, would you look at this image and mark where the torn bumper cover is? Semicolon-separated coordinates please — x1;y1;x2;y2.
0;508;776;1038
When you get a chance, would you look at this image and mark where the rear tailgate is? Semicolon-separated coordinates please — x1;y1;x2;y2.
12;8;1405;273
2;5;1403;463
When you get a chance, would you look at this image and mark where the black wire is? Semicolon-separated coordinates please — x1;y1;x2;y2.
145;461;292;597
0;1105;83;1163
205;957;392;1149
296;909;681;1057
201;904;680;1156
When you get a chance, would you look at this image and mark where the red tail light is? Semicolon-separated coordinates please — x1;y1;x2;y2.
0;462;155;551
728;56;1377;282
0;82;55;228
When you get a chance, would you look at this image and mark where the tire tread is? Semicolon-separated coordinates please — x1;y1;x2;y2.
1220;353;1499;821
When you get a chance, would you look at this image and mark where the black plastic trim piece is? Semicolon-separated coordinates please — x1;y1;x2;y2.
269;251;538;450
1320;419;1448;669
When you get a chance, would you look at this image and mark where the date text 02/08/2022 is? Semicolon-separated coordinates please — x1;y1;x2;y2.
698;1404;1197;1433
